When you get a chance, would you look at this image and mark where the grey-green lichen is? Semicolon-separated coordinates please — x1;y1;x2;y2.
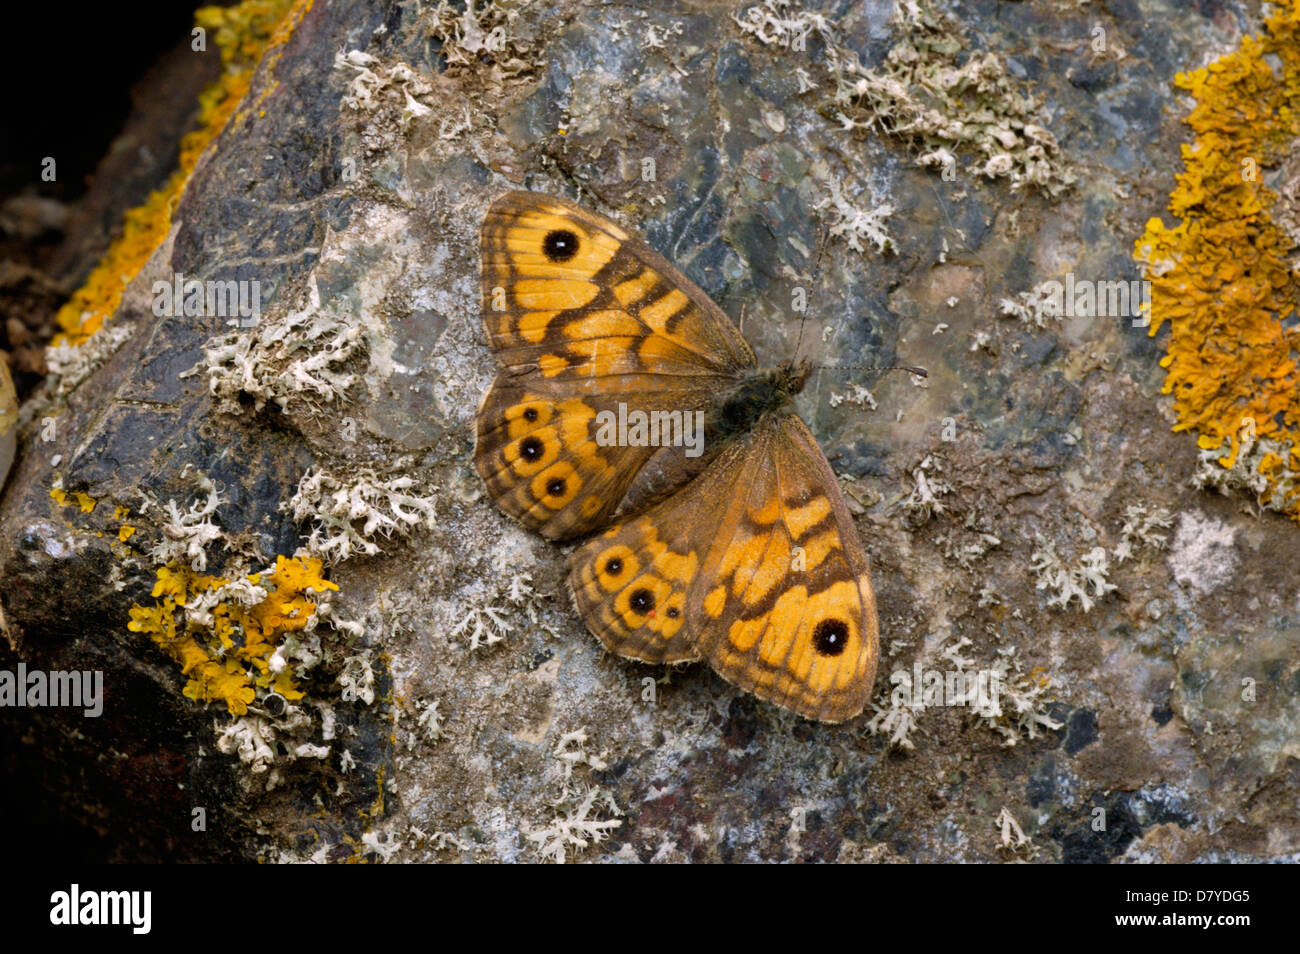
735;0;1074;194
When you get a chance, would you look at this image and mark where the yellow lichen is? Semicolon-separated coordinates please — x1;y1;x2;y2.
49;487;97;512
128;555;337;715
52;0;314;346
119;525;136;542
1135;0;1300;518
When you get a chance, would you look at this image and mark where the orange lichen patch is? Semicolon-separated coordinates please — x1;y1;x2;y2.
52;0;313;346
1135;0;1300;518
49;487;97;512
127;555;336;715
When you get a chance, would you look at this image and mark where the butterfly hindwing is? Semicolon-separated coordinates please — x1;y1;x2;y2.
567;414;878;722
568;513;704;664
475;383;661;540
690;414;878;723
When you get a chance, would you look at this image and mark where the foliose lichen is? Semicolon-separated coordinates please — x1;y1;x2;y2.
1134;0;1300;520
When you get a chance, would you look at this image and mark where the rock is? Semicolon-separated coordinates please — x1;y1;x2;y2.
1;0;1297;863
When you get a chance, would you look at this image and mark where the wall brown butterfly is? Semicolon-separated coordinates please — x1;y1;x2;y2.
474;191;879;722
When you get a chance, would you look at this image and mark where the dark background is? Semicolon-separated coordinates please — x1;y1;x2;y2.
1;1;222;862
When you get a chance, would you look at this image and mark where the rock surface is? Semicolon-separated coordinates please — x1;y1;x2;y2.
1;0;1297;862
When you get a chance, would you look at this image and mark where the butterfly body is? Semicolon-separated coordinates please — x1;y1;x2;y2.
475;191;878;722
710;360;810;438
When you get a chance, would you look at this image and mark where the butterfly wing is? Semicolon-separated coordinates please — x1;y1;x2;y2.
476;191;755;540
480;190;754;389
568;413;879;722
475;383;668;539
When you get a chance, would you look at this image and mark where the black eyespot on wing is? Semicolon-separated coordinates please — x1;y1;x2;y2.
546;477;567;497
520;436;544;461
543;229;579;262
605;557;623;575
523;407;539;422
630;588;655;614
666;606;680;619
812;618;849;657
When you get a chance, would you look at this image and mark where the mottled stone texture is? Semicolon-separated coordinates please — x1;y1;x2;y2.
1;0;1296;862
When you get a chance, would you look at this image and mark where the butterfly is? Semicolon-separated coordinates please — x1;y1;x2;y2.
473;191;879;723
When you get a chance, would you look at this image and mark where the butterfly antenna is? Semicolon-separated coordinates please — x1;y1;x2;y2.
814;362;929;378
793;224;832;364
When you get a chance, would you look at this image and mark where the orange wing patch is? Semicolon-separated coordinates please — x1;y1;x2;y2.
475;385;648;540
569;518;702;664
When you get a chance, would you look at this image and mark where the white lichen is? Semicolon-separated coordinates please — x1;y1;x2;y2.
865;639;1059;751
1113;503;1173;563
417;699;444;744
360;830;402;863
980;646;1063;745
525;728;623;863
828;383;878;409
1192;432;1299;517
865;694;924;750
936;528;1002;570
451;546;546;651
286;466;437;564
214;704;326;780
736;0;1072;194
999;281;1063;328
552;728;609;778
526;787;624;864
996;806;1031;850
338;651;377;705
424;0;535;76
187;274;365;412
814;176;894;255
902;455;952;521
44;321;136;399
1029;533;1116;612
732;0;833;50
334;50;440;131
143;474;225;572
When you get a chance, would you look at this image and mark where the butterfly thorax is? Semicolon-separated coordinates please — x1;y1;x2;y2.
614;360;811;516
708;360;811;444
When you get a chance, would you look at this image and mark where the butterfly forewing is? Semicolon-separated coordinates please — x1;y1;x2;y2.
480;191;755;389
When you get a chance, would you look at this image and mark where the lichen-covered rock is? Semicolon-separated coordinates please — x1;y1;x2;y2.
1;0;1297;862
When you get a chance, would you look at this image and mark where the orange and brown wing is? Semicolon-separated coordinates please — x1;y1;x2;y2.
568;413;879;721
474;383;668;540
479;190;753;393
475;190;753;540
